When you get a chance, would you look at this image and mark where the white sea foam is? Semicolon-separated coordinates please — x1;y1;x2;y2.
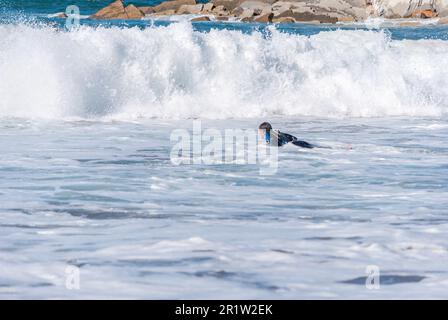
0;22;448;120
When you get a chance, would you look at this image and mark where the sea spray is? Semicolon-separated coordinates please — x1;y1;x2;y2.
0;21;447;120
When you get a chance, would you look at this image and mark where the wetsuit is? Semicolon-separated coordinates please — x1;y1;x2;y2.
271;130;314;149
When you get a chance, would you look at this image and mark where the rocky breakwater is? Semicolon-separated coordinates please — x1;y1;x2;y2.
89;0;448;24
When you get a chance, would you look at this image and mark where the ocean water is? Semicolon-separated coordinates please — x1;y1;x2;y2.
0;1;448;299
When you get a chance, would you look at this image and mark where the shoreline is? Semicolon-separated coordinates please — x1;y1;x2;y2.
65;0;448;25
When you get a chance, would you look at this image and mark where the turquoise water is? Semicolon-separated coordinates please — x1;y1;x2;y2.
6;0;172;15
0;0;448;299
2;0;448;40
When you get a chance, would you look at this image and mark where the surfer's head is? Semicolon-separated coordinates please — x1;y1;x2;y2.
258;122;272;145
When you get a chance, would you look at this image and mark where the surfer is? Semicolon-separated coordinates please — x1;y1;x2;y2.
258;122;314;149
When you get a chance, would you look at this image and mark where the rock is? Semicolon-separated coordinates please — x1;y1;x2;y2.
212;0;245;11
125;4;144;19
272;16;295;23
436;0;448;17
212;5;230;16
177;4;204;14
139;6;156;14
271;0;367;23
57;12;68;18
254;12;273;22
153;0;197;12
374;0;438;19
410;9;437;18
239;1;272;16
239;8;255;19
202;3;215;12
153;9;177;15
91;0;144;20
191;16;211;21
231;7;245;16
216;16;230;20
271;1;293;16
91;0;127;19
338;15;356;22
275;9;338;23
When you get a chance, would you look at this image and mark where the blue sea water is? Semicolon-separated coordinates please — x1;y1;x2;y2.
0;1;448;299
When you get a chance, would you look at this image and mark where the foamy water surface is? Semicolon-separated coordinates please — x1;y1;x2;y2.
0;5;448;298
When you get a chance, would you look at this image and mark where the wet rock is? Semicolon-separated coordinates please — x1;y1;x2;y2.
338;15;356;22
410;9;437;18
254;12;274;22
275;9;338;23
191;16;211;21
272;16;295;23
91;0;448;24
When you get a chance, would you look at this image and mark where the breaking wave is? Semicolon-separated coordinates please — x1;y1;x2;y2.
0;22;447;120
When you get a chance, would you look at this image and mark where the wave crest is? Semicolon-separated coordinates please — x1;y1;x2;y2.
0;22;447;120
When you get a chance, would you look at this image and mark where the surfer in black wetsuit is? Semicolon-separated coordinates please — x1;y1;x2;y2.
258;122;314;149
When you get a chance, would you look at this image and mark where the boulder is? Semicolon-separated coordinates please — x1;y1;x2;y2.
272;16;296;23
254;12;274;22
238;8;255;19
338;15;356;22
227;0;272;19
275;9;338;23
374;0;437;18
125;4;145;19
177;4;204;14
212;5;230;16
91;0;127;19
436;0;448;17
139;6;156;14
202;3;215;12
271;1;293;14
306;0;367;21
410;9;437;18
231;7;245;16
212;0;245;11
91;1;144;19
153;9;177;15
239;1;272;16
191;16;211;21
153;0;197;12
